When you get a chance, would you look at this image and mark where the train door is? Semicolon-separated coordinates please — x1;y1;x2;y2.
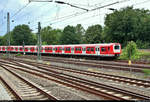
62;47;64;54
82;46;86;55
96;46;100;55
71;47;74;54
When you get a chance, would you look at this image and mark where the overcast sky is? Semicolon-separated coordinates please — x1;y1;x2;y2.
0;0;150;36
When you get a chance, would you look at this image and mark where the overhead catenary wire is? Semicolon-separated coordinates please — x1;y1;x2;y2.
11;2;31;18
1;0;149;35
30;0;130;28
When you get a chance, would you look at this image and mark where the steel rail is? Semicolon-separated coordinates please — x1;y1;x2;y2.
0;60;149;100
0;61;122;100
0;76;22;100
0;65;57;100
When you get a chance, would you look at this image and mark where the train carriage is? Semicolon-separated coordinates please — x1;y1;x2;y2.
0;43;121;58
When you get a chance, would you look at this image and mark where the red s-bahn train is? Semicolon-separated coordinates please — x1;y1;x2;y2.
0;43;121;58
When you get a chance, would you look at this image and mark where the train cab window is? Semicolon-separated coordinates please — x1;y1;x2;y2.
101;47;106;52
114;45;120;50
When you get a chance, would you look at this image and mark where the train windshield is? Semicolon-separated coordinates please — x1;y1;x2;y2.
114;45;120;50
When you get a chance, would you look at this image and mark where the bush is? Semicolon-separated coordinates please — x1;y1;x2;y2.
119;41;139;60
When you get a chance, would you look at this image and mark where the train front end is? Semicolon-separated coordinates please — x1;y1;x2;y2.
113;43;121;58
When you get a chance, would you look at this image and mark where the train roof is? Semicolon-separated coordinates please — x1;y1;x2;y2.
0;43;120;47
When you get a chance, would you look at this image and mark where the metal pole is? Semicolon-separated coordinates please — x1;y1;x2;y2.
37;22;41;61
7;12;10;58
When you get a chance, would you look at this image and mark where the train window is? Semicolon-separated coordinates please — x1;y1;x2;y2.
98;48;100;51
91;48;94;51
20;48;23;50
87;48;90;51
48;48;50;50
101;47;106;52
114;45;120;50
79;48;81;51
65;48;70;51
59;48;62;51
75;48;77;51
108;47;110;51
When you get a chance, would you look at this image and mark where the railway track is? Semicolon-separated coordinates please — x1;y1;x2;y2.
12;59;150;89
0;63;57;100
17;55;150;73
0;59;150;100
0;76;21;100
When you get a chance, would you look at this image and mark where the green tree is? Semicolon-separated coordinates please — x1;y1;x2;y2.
60;25;79;44
75;24;85;44
84;24;102;44
12;24;34;45
0;31;14;45
0;36;2;45
41;26;62;45
104;6;150;48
